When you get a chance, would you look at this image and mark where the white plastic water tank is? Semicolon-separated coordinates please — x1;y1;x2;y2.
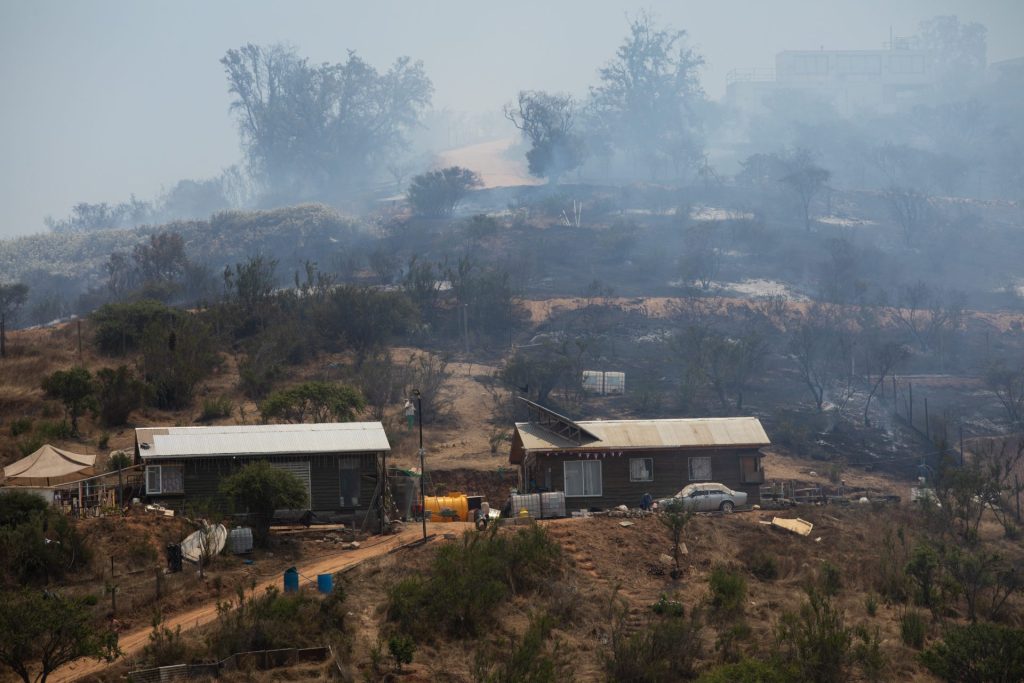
228;527;253;554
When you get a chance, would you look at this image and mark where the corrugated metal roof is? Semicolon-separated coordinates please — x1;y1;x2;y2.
136;423;390;460
514;417;769;452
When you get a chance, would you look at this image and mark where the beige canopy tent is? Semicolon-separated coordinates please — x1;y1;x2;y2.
2;444;96;487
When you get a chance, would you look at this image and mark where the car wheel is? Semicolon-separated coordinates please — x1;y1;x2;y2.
720;501;734;513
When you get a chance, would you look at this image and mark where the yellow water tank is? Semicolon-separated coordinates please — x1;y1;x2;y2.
423;492;469;522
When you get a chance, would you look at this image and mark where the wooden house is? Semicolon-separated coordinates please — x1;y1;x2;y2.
135;423;390;524
509;400;769;512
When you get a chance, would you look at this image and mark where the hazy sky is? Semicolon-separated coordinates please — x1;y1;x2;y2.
1;0;1021;239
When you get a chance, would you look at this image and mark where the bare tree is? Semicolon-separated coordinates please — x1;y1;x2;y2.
885;186;932;245
780;149;831;232
863;340;909;426
984;361;1024;427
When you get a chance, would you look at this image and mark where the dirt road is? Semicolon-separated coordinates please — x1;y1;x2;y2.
51;524;467;682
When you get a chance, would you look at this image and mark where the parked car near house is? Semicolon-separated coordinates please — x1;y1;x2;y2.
656;483;748;513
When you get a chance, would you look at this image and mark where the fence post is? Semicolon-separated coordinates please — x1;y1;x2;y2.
908;382;913;427
924;397;929;440
1016;474;1021;522
959;426;964;466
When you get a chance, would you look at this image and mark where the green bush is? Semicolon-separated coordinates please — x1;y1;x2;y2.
472;612;565;683
92;300;182;356
386;524;561;640
207;586;343;659
0;501;90;586
140;614;191;668
652;594;685;617
198;396;233;422
775;589;852;683
388;634;416;672
697;657;796;683
9;417;32;437
604;610;703;683
709;566;747;618
853;625;887;680
900;609;927;649
919;622;1024;682
35;419;72;441
819;561;842;596
864;593;878;617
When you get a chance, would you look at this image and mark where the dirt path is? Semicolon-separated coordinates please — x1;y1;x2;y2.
51;524;469;682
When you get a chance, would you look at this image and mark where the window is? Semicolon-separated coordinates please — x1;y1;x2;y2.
339;457;360;508
564;461;602;497
629;458;653;482
145;465;184;494
688;457;712;481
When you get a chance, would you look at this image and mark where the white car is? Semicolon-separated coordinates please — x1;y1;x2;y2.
657;483;748;513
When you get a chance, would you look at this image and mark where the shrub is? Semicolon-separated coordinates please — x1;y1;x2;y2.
652;594;685;617
853;625;886;680
387;634;415;672
819;561;842;596
697;657;796;683
864;593;878;617
95;365;148;426
745;551;778;581
919;622;1024;682
900;609;927;649
386;524;561;640
141;614;191;668
708;566;747;618
198;396;233;422
472;612;565;683
35;419;72;441
219;461;308;546
207;585;348;660
92;300;181;356
604;609;703;683
9;417;32;437
776;588;852;683
406;166;482;217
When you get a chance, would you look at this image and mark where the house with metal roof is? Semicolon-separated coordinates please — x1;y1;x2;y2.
135;423;390;524
510;399;769;512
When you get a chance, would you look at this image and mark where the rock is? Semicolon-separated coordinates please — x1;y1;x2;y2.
659;554;674;566
680;542;689;556
615;505;629;512
619;521;634;527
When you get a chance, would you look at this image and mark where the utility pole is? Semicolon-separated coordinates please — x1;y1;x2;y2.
412;390;426;541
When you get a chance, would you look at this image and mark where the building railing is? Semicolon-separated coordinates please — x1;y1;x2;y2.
726;68;776;84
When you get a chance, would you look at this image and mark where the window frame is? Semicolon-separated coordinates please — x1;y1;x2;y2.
688;456;712;481
629;457;654;482
563;460;603;498
145;464;184;495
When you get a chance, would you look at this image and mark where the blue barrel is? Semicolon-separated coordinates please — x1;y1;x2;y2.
317;573;333;594
283;567;299;593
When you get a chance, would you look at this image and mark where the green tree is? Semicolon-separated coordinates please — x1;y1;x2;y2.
505;91;587;180
139;314;219;410
0;282;29;327
222;43;432;202
0;590;119;683
41;367;96;437
659;501;692;579
406;166;482;217
91;299;182;357
219;461;308;545
95;366;148;427
259;381;366;424
589;12;706;179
